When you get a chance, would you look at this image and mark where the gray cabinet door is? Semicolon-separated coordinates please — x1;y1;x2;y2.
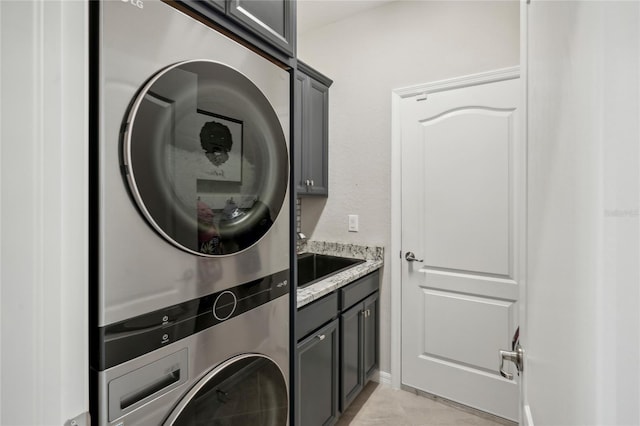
295;63;331;197
297;319;340;426
340;302;364;411
304;78;329;195
227;0;295;56
340;291;379;412
294;71;307;194
203;0;225;13
363;292;379;380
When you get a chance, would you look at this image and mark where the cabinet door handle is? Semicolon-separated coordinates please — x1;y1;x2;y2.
316;334;326;341
310;179;314;186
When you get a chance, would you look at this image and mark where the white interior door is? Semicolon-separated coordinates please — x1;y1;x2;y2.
401;73;522;421
520;1;640;425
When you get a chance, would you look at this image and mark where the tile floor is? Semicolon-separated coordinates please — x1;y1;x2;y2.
335;382;515;426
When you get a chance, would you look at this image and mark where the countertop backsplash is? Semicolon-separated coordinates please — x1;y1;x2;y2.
302;240;384;261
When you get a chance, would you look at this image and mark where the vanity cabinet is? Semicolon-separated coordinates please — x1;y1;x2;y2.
296;293;340;426
340;287;379;411
179;0;295;59
295;62;332;196
296;270;380;424
297;319;340;426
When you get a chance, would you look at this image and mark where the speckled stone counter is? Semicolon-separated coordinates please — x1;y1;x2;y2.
297;241;384;309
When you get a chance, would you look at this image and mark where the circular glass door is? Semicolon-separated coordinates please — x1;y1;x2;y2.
164;354;288;425
123;60;288;256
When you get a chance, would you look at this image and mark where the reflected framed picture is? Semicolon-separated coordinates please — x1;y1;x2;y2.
194;109;243;183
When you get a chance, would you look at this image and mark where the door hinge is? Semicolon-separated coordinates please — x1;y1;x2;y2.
399;250;402;259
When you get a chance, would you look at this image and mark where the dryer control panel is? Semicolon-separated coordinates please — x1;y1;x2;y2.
94;269;289;371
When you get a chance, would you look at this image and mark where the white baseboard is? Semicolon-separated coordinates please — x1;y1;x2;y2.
373;370;392;385
523;404;534;426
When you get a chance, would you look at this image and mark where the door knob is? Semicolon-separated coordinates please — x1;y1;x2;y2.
405;252;423;262
499;343;523;380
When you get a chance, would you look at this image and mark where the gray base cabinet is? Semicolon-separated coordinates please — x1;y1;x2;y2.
296;319;340;426
363;294;379;380
296;270;380;425
340;302;364;408
340;291;379;412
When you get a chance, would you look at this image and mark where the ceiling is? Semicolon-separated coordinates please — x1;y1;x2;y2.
297;0;397;35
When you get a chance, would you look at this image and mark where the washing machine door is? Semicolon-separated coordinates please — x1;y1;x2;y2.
164;354;288;425
123;60;288;257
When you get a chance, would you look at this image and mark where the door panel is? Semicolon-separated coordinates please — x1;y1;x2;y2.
421;290;514;373
340;302;363;411
227;0;294;55
363;293;379;379
293;72;306;193
422;109;513;275
522;2;640;425
401;76;521;421
297;319;339;426
306;79;329;195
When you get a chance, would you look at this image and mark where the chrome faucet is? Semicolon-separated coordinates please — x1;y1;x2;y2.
297;232;307;242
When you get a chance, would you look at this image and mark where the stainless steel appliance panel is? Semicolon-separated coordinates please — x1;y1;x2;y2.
98;0;290;327
97;294;289;425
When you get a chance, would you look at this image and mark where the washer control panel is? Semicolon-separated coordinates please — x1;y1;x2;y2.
95;269;289;370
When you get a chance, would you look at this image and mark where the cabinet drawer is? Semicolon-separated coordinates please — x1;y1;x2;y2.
339;270;380;311
297;292;338;341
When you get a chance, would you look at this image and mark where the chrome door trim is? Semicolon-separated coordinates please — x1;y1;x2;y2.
163;352;288;425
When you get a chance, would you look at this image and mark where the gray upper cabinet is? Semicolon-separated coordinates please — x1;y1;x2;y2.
227;0;296;56
178;1;295;59
203;0;225;13
295;61;332;197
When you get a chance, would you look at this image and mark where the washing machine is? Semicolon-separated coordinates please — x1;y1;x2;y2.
90;0;291;424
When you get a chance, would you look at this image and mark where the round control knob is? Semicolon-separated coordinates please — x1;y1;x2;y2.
212;290;237;321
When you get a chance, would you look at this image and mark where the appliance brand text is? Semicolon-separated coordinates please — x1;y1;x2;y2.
122;0;144;9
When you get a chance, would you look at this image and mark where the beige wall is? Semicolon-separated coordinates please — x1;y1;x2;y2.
297;0;520;375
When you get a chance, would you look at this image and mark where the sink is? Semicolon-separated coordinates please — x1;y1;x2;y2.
297;253;364;289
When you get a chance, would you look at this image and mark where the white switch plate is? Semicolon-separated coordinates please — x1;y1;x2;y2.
348;215;359;232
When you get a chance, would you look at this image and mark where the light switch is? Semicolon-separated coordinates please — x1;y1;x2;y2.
348;215;359;232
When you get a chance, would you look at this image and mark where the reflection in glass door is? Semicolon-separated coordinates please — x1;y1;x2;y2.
124;61;289;257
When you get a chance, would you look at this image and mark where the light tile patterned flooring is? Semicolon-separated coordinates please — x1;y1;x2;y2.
336;382;515;426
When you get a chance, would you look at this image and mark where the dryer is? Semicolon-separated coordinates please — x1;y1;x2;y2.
90;1;290;424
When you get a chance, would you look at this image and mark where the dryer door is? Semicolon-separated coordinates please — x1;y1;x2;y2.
164;354;288;425
123;60;289;256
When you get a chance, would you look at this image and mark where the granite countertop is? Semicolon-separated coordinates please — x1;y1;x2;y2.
297;241;384;309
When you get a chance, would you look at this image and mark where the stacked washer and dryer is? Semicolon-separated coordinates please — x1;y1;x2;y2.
90;1;291;424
